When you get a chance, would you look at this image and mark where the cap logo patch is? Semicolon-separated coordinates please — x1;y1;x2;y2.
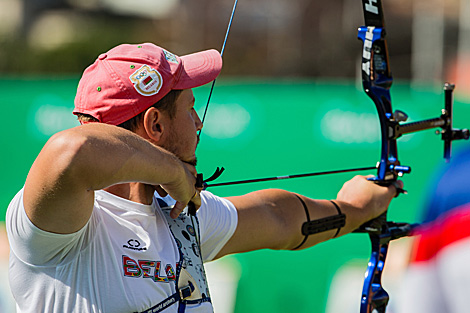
163;49;179;64
129;65;163;96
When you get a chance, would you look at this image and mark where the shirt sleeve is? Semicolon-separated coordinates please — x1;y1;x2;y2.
6;188;94;266
197;190;238;262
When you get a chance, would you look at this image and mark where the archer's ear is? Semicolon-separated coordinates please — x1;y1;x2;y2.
142;107;165;142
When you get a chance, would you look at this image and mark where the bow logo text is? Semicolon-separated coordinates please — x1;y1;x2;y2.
364;0;378;14
362;27;375;75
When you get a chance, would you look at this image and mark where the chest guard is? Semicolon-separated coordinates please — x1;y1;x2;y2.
159;199;211;305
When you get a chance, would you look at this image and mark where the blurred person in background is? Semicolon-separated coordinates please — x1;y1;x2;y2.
6;42;400;313
398;145;470;313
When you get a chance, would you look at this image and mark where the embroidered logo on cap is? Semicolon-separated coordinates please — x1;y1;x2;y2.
129;64;163;96
163;49;179;64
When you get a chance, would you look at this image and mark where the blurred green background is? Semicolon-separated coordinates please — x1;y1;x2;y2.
2;77;469;312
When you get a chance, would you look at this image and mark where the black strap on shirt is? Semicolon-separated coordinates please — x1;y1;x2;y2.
137;282;195;313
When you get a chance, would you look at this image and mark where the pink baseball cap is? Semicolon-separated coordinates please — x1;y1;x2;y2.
73;43;222;125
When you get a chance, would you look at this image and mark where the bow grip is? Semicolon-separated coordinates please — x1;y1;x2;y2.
367;175;407;197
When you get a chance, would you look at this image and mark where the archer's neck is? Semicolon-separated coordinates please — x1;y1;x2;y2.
104;183;158;205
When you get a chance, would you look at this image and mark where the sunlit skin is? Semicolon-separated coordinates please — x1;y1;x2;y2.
107;89;203;217
157;89;203;166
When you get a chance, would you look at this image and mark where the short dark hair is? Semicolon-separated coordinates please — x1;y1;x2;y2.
117;89;182;131
76;89;183;132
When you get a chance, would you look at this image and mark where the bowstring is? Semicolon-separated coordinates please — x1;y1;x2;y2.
198;0;239;136
191;0;239;247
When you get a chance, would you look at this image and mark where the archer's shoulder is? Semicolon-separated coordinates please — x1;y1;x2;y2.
200;190;237;213
6;188;25;224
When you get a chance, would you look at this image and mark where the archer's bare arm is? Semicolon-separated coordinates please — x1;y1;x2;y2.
23;123;198;234
214;176;400;259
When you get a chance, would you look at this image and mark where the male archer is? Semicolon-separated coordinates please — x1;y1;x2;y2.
6;43;401;313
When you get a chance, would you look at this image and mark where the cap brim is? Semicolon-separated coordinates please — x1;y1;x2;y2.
174;49;222;90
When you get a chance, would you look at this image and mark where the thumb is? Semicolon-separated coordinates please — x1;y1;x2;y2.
390;180;405;197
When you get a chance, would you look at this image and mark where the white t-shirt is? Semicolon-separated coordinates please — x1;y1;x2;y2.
6;189;238;313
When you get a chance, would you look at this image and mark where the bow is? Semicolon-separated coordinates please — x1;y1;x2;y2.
196;0;469;312
355;0;469;312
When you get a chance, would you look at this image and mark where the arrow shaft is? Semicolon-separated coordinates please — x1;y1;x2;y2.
206;166;377;187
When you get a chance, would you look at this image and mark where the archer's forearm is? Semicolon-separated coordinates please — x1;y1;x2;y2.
58;123;185;190
216;189;379;257
216;178;395;257
23;123;192;234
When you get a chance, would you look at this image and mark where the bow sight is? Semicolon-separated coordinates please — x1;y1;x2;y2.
393;83;469;160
